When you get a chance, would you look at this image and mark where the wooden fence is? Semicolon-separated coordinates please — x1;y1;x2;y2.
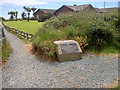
2;22;34;40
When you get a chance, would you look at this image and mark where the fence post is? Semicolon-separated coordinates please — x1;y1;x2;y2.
1;27;6;44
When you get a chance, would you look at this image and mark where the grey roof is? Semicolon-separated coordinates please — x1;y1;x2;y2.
33;9;56;15
99;7;118;12
64;4;94;11
40;9;56;13
95;7;118;13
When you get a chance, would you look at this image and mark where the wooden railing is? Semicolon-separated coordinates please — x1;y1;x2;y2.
2;22;34;40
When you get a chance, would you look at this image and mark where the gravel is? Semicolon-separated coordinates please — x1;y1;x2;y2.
2;29;118;88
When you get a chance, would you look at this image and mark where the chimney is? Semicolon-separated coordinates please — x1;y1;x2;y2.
73;4;77;6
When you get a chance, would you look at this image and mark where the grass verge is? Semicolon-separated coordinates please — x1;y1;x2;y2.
2;40;12;62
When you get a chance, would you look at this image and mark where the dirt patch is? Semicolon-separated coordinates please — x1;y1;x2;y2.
97;53;119;58
84;51;119;58
103;77;119;88
25;43;57;62
25;43;33;53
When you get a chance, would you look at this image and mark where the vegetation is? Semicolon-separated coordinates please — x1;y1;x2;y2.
8;11;18;21
31;7;37;18
0;17;5;21
8;11;15;21
33;11;119;60
2;40;12;62
4;20;44;34
15;11;18;21
31;7;37;14
38;13;53;22
115;86;120;89
23;6;31;22
21;12;26;20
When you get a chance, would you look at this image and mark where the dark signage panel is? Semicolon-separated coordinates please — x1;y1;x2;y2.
60;43;79;54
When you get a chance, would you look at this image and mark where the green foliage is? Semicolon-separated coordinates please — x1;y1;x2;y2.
15;11;18;21
0;17;5;21
23;6;31;22
21;12;26;20
8;11;15;20
87;28;113;50
33;11;119;60
87;15;114;50
31;7;37;14
38;13;53;22
2;40;12;62
8;11;18;21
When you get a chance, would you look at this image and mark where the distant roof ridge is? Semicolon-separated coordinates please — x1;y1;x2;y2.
64;4;92;7
39;8;56;10
33;8;55;15
63;4;93;11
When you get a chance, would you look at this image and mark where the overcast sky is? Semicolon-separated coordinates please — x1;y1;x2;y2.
0;0;119;19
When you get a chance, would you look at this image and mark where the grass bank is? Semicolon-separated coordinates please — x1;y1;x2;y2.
2;40;12;62
4;20;44;34
32;11;119;61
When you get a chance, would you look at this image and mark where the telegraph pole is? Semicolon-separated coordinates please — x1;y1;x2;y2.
104;1;106;9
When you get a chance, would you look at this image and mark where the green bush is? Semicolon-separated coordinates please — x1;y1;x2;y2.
87;28;113;50
86;15;115;51
33;11;119;60
38;13;53;22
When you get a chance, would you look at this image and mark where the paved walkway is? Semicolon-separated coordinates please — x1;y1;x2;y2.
2;29;118;88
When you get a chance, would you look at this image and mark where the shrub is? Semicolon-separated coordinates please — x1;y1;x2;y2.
0;17;5;21
87;16;114;51
30;17;36;20
87;28;113;50
38;13;53;22
33;11;119;61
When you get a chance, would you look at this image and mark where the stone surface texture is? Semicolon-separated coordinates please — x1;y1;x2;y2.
54;40;83;61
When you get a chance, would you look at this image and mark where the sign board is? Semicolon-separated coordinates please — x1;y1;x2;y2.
54;40;83;61
60;43;79;54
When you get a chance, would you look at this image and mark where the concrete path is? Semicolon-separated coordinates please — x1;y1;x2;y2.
2;29;118;88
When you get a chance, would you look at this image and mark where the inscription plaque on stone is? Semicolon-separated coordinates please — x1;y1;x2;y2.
54;40;83;61
60;43;79;54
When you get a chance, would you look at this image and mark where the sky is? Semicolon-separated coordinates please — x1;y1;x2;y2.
0;0;119;19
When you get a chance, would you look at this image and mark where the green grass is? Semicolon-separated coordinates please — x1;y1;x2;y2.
4;20;44;34
116;86;120;90
102;45;118;54
113;86;120;90
2;40;12;62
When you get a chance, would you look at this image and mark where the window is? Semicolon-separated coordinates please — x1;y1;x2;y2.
36;15;39;19
59;12;64;15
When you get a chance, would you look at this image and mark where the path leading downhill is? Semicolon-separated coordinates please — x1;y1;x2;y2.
2;29;118;88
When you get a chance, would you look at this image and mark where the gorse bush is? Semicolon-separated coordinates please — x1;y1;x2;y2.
87;15;115;50
87;28;113;50
33;11;119;60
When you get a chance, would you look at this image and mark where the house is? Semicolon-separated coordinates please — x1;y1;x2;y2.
95;7;118;13
33;9;56;19
97;7;118;13
54;4;95;16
